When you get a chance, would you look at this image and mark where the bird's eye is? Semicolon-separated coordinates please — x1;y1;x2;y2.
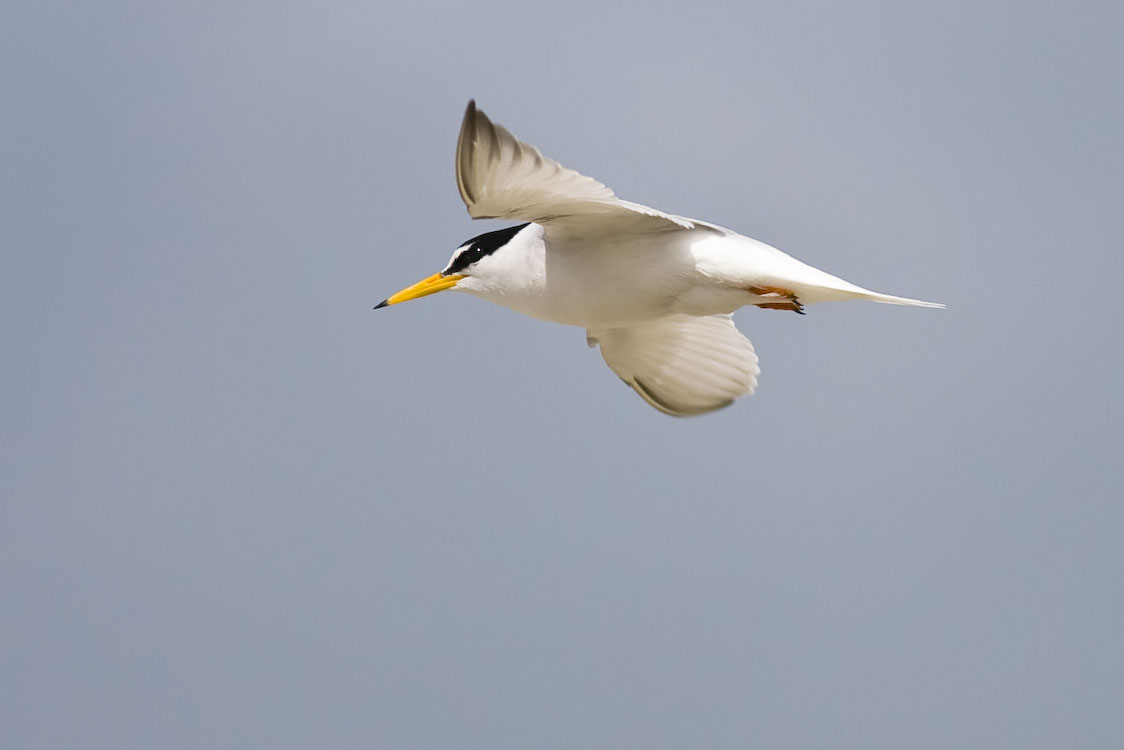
463;245;487;266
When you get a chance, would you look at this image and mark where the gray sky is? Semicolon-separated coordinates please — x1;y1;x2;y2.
3;1;1123;748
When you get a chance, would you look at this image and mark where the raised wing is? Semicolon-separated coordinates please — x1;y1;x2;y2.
588;314;759;417
456;100;701;231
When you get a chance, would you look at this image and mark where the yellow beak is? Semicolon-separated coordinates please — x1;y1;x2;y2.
374;272;464;309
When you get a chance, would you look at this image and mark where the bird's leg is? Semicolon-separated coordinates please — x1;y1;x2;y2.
748;286;805;315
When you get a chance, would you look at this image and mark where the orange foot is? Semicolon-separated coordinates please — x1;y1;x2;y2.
748;286;805;315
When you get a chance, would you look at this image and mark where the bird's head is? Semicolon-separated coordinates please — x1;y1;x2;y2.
374;223;532;309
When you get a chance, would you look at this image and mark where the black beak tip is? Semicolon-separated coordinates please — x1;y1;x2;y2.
373;299;389;310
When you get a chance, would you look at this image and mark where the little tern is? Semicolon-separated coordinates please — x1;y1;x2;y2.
377;101;943;416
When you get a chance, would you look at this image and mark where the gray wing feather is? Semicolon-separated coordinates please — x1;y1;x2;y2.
456;100;699;231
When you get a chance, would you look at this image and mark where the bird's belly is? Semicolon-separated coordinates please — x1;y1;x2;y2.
518;281;674;328
535;245;687;328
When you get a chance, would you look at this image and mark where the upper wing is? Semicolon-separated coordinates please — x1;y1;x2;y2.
588;314;760;417
456;100;703;232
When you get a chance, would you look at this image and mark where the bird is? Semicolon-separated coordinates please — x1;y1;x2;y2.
376;100;943;417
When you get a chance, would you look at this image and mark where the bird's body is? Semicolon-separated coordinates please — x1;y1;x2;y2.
377;101;942;416
464;222;938;329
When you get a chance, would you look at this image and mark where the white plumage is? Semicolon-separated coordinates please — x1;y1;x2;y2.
378;101;943;416
589;314;759;417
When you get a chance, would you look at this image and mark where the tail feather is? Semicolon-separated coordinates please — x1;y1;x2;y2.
857;291;946;309
727;236;945;310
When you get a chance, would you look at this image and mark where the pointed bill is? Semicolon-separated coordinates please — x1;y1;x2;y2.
375;273;463;309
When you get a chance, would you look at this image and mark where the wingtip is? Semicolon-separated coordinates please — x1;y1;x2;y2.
457;100;481;206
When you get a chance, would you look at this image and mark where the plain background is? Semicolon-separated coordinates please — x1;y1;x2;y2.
3;1;1122;748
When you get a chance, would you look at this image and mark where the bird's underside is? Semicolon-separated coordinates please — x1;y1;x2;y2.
380;100;943;417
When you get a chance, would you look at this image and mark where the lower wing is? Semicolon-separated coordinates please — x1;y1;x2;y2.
588;314;759;417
